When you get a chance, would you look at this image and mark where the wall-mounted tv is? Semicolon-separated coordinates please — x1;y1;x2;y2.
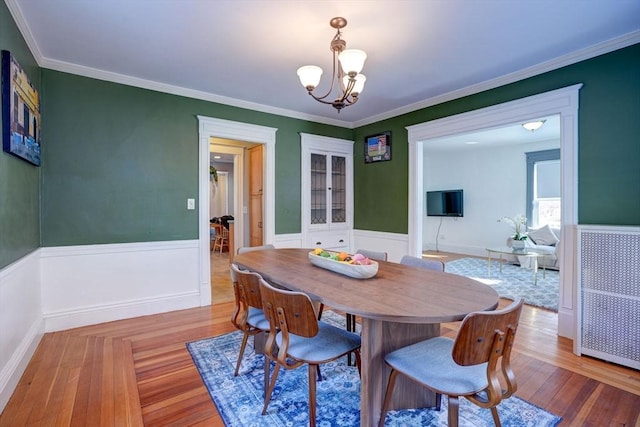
426;189;463;217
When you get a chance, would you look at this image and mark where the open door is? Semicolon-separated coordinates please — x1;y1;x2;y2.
248;145;263;247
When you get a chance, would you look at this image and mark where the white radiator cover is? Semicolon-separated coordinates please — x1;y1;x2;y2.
577;225;640;370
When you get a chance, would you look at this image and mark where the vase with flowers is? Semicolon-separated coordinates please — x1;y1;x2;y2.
498;214;528;249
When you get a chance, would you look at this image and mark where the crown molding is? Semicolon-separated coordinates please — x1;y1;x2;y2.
5;0;638;130
4;0;43;64
353;30;640;127
39;57;353;128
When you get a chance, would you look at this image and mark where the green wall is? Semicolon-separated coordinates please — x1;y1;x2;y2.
40;71;352;246
2;0;638;265
353;43;640;232
0;1;40;268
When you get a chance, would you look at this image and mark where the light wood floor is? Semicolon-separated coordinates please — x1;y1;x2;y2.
1;252;639;426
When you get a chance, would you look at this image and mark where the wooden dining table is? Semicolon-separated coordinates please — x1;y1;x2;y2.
233;248;499;426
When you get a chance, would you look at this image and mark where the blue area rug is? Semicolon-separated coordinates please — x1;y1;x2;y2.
186;312;562;426
445;257;559;312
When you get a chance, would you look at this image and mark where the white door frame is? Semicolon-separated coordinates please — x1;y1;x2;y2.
197;116;277;306
407;84;582;340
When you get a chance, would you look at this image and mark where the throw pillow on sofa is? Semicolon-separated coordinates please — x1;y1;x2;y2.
527;224;559;246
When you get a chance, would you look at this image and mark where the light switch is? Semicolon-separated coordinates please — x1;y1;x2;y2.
187;198;195;210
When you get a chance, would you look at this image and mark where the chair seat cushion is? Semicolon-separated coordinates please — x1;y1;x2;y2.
277;321;361;363
247;307;270;330
385;337;488;396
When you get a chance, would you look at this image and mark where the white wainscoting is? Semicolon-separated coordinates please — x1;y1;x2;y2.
272;233;303;248
0;250;43;412
40;240;202;332
352;229;410;263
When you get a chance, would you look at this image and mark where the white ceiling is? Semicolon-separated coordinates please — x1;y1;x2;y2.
6;0;640;128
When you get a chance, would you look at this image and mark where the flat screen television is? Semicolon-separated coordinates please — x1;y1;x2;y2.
426;189;463;217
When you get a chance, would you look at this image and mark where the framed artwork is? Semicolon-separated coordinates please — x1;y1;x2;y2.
364;131;391;163
1;50;41;166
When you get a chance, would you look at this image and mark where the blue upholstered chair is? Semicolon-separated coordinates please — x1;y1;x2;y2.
378;298;524;427
355;248;388;261
237;244;275;254
400;254;445;271
259;278;361;427
229;263;270;376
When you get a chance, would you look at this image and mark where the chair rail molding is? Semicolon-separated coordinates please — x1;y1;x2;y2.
407;84;582;340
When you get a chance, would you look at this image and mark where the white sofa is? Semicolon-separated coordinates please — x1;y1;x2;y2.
508;224;561;270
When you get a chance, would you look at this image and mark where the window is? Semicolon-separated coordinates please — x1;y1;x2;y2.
526;149;560;228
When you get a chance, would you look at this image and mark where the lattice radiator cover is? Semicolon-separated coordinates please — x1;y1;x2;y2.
578;226;640;370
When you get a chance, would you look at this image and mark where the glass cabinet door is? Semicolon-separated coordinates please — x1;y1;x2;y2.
310;153;327;225
331;155;346;224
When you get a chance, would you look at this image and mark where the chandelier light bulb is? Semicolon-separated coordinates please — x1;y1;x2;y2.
297;65;323;90
343;74;366;95
338;49;367;75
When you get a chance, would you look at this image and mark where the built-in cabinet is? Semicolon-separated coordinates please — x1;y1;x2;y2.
301;133;353;251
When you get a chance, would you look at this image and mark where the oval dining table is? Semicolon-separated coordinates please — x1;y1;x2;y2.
233;248;499;427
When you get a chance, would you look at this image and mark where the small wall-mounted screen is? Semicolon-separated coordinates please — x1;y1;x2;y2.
426;189;463;217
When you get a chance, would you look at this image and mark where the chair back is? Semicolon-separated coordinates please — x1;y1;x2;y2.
452;298;523;366
237;244;275;254
400;255;444;271
259;279;318;338
356;249;388;261
230;263;264;310
452;298;523;406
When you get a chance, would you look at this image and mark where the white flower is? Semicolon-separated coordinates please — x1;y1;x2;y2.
498;214;528;240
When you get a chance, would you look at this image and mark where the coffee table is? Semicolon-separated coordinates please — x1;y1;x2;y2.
486;246;552;285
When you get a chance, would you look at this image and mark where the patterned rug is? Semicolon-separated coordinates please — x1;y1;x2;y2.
445;257;559;312
186;312;562;426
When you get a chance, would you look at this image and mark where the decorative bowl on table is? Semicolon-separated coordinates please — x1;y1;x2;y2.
308;249;379;279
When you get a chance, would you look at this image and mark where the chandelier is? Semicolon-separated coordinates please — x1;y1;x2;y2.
296;17;367;112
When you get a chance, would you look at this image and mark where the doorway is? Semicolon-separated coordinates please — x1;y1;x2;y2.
407;84;581;340
197;116;277;307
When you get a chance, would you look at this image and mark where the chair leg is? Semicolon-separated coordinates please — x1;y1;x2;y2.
346;313;355;365
234;331;250;376
354;349;362;378
308;364;317;427
378;369;399;427
262;363;281;415
317;303;324;320
316;365;322;382
447;395;459;427
490;406;501;427
435;392;442;411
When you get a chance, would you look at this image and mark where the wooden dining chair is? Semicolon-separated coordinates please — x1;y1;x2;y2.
213;226;229;253
378;298;524;427
259;278;362;427
400;254;445;271
229;263;270;376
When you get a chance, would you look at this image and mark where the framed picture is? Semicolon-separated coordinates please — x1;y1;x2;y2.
1;50;41;166
364;131;391;163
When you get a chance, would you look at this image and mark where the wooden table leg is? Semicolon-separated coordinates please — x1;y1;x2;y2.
360;318;439;426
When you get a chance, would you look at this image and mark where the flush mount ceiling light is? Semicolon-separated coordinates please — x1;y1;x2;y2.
522;120;546;132
297;17;367;112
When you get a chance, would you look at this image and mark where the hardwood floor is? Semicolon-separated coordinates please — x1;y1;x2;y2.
1;255;638;426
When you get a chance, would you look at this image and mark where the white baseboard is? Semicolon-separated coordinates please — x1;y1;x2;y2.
0;250;44;413
43;291;201;332
0;317;44;412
